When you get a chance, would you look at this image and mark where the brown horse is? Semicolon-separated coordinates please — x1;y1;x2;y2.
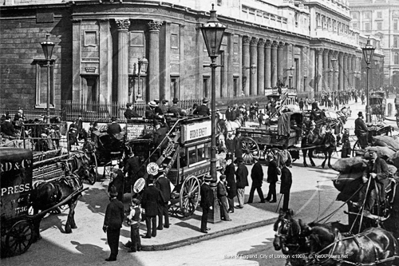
30;174;84;242
304;224;399;266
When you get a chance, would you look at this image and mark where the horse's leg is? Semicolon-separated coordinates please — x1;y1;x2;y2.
65;201;75;233
303;149;308;167
69;197;79;229
309;149;316;167
321;150;327;168
328;150;333;168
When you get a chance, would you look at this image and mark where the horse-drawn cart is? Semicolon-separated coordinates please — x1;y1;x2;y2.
370;91;386;121
237;112;303;164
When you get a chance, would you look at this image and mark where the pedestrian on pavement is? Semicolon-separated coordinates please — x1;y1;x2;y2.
125;198;142;253
341;128;351;158
225;133;236;160
217;175;231;221
141;175;164;238
108;166;125;202
234;131;243;163
298;98;304;111
354;111;368;149
265;153;278;203
224;155;237;213
103;185;124;262
247;157;266;203
155;169;171;230
235;157;249;208
280;161;292;211
200;174;214;233
124;148;143;193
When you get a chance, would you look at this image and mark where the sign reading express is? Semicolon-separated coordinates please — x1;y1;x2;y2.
182;121;211;142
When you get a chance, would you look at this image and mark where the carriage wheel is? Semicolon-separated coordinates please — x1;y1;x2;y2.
352;140;361;157
179;175;200;217
241;137;260;165
87;152;98;185
5;220;34;257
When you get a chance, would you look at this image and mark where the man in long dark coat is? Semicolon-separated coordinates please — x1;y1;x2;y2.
266;153;278;203
124;150;143;192
354;111;368;149
155;170;171;230
141;176;164;238
217;175;231;221
235;157;249;208
200;175;214;233
103;186;124;262
280;161;292;211
194;98;210;116
224;156;236;213
247;157;265;203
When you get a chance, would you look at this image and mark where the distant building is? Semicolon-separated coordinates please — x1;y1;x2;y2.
349;0;398;87
0;0;384;114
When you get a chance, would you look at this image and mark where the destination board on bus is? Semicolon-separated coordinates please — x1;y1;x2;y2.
181;121;211;143
126;124;147;139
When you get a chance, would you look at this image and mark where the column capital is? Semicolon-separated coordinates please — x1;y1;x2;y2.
265;40;272;47
258;38;265;47
316;48;324;54
243;36;250;44
250;37;258;46
115;19;130;30
278;42;285;49
272;41;278;48
148;20;163;31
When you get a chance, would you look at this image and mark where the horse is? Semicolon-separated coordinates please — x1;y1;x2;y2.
273;209;310;266
303;224;399;266
302;128;336;169
29;173;85;242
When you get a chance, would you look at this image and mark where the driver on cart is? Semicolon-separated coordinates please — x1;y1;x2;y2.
354;112;369;149
353;150;390;216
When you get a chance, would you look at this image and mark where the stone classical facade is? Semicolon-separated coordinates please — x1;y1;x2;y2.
0;0;385;111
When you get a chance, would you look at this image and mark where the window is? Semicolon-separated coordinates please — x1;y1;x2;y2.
364;11;371;20
394;20;398;31
364;22;371;32
187;143;211;166
352;12;359;20
352;22;358;29
170;76;179;99
130;31;144;47
377;11;382;19
217;0;222;6
203;76;209;98
34;59;55;108
394;53;399;64
233;77;239;97
171;34;179;49
377;22;382;30
394;36;399;48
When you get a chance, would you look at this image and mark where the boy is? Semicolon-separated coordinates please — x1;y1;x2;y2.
125;198;142;252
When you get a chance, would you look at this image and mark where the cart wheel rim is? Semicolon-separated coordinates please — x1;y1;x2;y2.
241;137;260;164
179;175;200;217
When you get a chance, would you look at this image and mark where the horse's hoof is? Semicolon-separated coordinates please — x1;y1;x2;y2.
303;164;308;167
328;165;332;168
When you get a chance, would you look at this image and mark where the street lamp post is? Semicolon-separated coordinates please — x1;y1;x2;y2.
41;34;55;121
200;4;226;183
362;38;375;123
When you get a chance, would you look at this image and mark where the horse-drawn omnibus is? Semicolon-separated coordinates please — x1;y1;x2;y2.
107;116;223;217
370;91;386;120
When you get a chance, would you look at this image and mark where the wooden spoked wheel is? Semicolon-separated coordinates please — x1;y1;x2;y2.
6;220;34;257
352;140;361;157
179;175;200;217
241;137;260;164
87;152;98;185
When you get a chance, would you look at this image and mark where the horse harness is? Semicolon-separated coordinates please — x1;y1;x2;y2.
307;232;399;266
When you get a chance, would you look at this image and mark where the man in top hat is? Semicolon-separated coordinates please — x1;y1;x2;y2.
124;103;140;120
265;153;278;203
354;111;369;149
107;117;122;137
194;98;210;116
141;175;164;238
200;174;214;233
217;174;231;221
224;154;237;213
155;168;171;230
235;157;249;208
168;98;185;117
103;185;124;261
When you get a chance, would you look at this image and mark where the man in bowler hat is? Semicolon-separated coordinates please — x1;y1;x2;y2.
155;169;171;230
280;161;292;211
266;153;278;203
235;157;249;208
200;174;214;233
141;175;164;238
224;155;237;213
247;157;266;203
194;98;210;116
103;185;124;262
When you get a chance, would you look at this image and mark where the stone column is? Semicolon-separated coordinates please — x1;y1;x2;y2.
286;43;293;87
352;55;356;88
348;55;352;88
271;41;278;87
116;19;130;105
342;53;347;90
99;19;112;105
257;38;265;95
277;42;284;85
250;37;258;96
72;19;81;104
339;52;344;91
265;40;272;89
242;36;250;96
148;20;163;102
160;21;171;101
328;51;333;92
323;49;329;91
317;48;323;93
